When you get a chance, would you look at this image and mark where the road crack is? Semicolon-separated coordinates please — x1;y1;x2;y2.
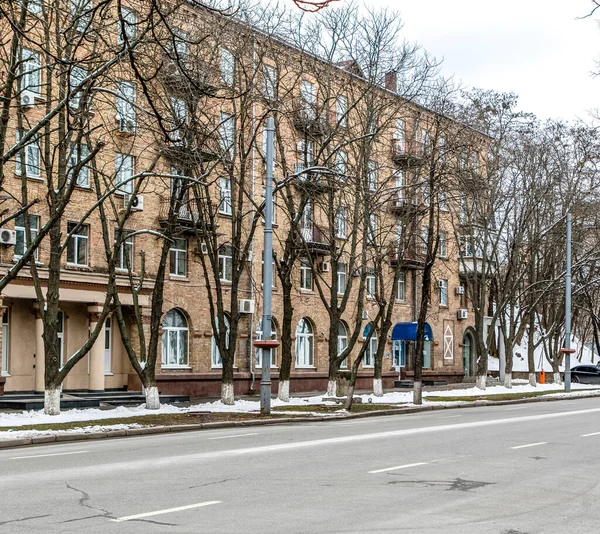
64;482;114;521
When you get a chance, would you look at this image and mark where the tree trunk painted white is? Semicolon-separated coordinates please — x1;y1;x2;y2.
475;375;487;390
44;388;61;416
326;379;336;397
553;372;562;385
528;373;537;387
278;380;290;402
498;334;506;383
221;382;235;405
144;386;160;410
413;380;423;405
503;373;512;389
373;378;383;397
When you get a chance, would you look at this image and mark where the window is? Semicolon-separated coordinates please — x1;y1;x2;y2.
420;227;428;255
255;318;277;368
368;214;377;244
70;0;92;32
14;214;39;260
366;273;376;298
173;29;189;58
169;238;187;277
104;317;112;374
363;324;377;367
394;119;405;152
338;322;348;368
300;80;316;119
295;317;314;368
220;48;234;85
297;139;313;172
336;95;347;127
337;263;346;295
395;220;403;247
420;129;430;154
439;279;448;306
335;150;347;177
219;177;232;215
395;272;406;301
69;66;87;109
218;245;233;282
16;130;41;178
261;251;275;288
438;136;446;163
219;113;234;155
263;64;277;100
394;170;405;200
1;311;9;376
423;340;431;368
472;151;479;172
24;0;42;14
66;222;89;266
211;314;230;368
115;153;134;194
118;7;137;44
161;309;189;367
300;258;312;291
439;231;448;258
367;161;377;192
335;207;347;239
392;340;406;368
170;97;187;142
67;143;90;187
20;48;41;94
439;190;448;211
116;81;136;132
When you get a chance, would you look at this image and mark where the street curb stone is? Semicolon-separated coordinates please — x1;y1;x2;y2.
0;391;599;450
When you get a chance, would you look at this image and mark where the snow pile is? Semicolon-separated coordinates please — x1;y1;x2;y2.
4;423;141;440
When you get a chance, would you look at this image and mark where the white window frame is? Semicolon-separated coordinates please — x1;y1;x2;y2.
335;150;347;177
20;48;41;94
25;0;42;14
219;176;232;215
170;96;187;142
366;273;376;298
14;214;39;260
395;272;406;301
115;153;134;194
263;64;277;100
337;263;346;295
211;315;230;368
66;222;89;266
116;80;136;130
367;161;377;192
295;318;314;368
335;206;347;239
169;238;187;277
69;66;87;109
338;322;348;369
219;112;234;155
68;143;90;187
161;309;189;368
439;279;448;306
439;231;448;258
118;6;137;44
336;95;347;127
114;228;134;271
363;325;377;368
300;80;316;119
392;340;406;369
368;214;377;244
300;259;312;291
218;245;233;282
16;130;41;179
70;0;92;32
220;48;234;86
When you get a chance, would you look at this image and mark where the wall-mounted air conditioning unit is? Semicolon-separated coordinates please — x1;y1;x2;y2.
239;299;255;314
457;309;468;320
318;261;331;273
0;229;16;246
437;280;445;288
20;89;36;109
455;286;465;295
125;194;144;211
197;241;209;255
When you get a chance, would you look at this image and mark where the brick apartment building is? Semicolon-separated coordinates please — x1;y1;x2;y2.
0;1;483;398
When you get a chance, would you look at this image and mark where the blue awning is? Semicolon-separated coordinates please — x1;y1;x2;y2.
391;322;433;341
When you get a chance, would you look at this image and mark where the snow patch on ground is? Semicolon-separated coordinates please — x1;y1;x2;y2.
4;424;141;440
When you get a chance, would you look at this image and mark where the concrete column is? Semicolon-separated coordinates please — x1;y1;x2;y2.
88;305;105;392
34;304;44;393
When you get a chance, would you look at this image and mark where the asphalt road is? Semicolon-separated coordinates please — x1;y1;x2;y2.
1;398;600;534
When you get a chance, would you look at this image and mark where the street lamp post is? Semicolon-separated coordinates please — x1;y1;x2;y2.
562;212;574;393
256;117;279;415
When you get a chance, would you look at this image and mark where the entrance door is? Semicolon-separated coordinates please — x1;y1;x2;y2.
463;333;472;376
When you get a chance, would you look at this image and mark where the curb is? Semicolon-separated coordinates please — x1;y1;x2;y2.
1;391;599;450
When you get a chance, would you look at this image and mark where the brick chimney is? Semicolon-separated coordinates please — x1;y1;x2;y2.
385;71;397;92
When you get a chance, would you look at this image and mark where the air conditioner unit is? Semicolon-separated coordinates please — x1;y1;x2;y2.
125;194;144;211
393;199;405;208
361;310;370;321
455;285;465;295
118;117;136;134
318;261;331;273
197;241;209;255
457;309;468;320
0;229;16;246
437;280;446;288
239;299;255;314
20;89;36;108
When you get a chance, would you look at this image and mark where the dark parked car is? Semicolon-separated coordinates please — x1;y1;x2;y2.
570;365;600;384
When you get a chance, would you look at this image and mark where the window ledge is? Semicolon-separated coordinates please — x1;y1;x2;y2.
169;275;189;281
13;258;43;266
1;372;11;377
104;372;114;376
299;289;314;294
295;366;316;370
65;264;91;271
218;212;233;218
162;365;192;370
15;173;44;182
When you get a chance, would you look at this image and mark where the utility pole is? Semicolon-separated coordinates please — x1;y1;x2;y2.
256;117;279;415
562;212;574;392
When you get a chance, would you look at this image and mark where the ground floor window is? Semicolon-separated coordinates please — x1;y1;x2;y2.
423;340;431;369
211;314;230;368
162;309;189;367
363;323;377;367
295;317;314;368
392;340;406;369
338;321;348;368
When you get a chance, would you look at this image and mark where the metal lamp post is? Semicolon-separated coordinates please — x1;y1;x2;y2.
561;212;574;392
255;117;279;415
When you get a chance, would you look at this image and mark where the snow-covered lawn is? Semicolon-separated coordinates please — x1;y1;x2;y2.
1;382;599;440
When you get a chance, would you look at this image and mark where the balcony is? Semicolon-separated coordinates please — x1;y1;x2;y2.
158;196;214;234
389;246;425;270
293;165;337;194
297;226;330;256
160;57;221;97
388;195;421;216
293;99;329;137
391;139;424;168
159;134;220;165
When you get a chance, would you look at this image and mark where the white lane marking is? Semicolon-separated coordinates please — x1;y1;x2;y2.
581;431;600;437
10;450;88;460
208;433;259;441
369;462;428;474
510;442;548;450
111;501;221;522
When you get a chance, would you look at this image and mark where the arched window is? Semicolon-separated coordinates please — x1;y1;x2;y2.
295;317;314;368
211;314;230;368
162;309;188;367
363;323;377;368
338;321;348;369
255;318;277;368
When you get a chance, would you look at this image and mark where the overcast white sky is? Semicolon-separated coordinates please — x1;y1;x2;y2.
360;0;600;121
